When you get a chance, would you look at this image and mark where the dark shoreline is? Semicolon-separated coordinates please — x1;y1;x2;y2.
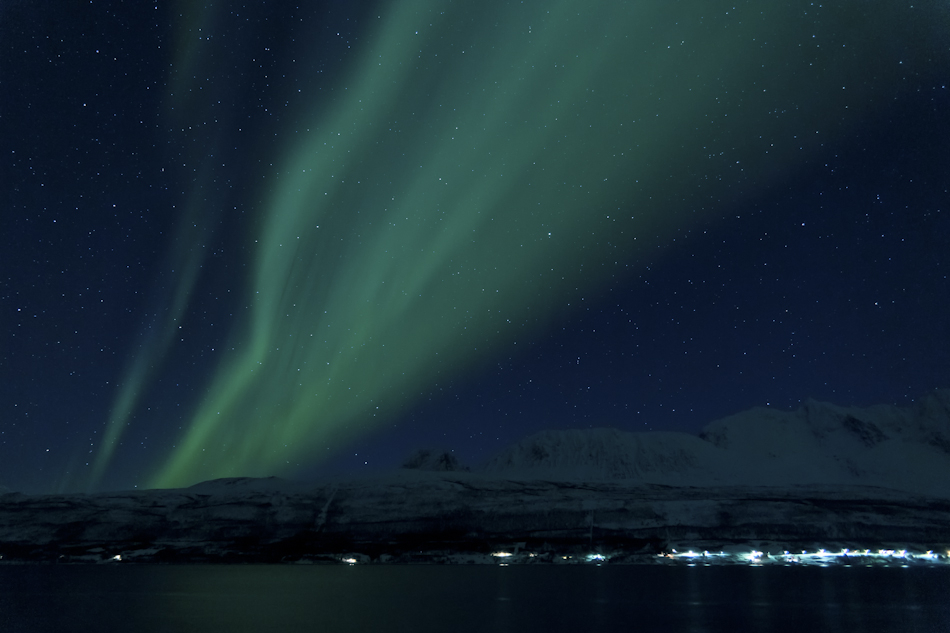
2;475;949;564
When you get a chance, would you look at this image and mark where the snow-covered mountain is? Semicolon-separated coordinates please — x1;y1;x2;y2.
0;390;948;563
484;389;950;497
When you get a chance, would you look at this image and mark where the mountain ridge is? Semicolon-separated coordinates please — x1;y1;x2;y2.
1;390;948;563
481;389;950;497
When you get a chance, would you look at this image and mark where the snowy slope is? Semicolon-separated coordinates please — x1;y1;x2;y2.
484;389;950;497
483;428;728;484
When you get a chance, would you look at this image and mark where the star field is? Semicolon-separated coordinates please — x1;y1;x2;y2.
1;0;948;492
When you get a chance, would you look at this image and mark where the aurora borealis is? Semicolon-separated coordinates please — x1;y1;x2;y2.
134;0;902;487
2;0;948;492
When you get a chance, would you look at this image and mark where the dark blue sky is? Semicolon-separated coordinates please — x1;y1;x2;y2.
2;1;948;492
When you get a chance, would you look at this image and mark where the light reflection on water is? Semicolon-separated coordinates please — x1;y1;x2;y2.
0;565;947;633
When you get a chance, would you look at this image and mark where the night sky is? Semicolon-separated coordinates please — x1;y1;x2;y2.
2;0;948;493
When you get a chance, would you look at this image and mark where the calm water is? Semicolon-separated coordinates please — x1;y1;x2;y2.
1;565;948;632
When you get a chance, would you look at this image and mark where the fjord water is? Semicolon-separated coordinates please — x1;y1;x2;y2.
1;565;947;632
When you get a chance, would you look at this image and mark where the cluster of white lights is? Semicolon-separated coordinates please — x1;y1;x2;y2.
662;548;950;566
329;547;949;565
494;552;607;563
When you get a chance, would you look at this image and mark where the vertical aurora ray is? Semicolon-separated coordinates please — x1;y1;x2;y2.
85;2;245;489
92;0;928;488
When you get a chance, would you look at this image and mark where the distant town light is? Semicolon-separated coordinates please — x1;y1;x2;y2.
662;546;949;566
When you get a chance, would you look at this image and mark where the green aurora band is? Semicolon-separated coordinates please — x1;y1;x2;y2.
91;0;937;489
